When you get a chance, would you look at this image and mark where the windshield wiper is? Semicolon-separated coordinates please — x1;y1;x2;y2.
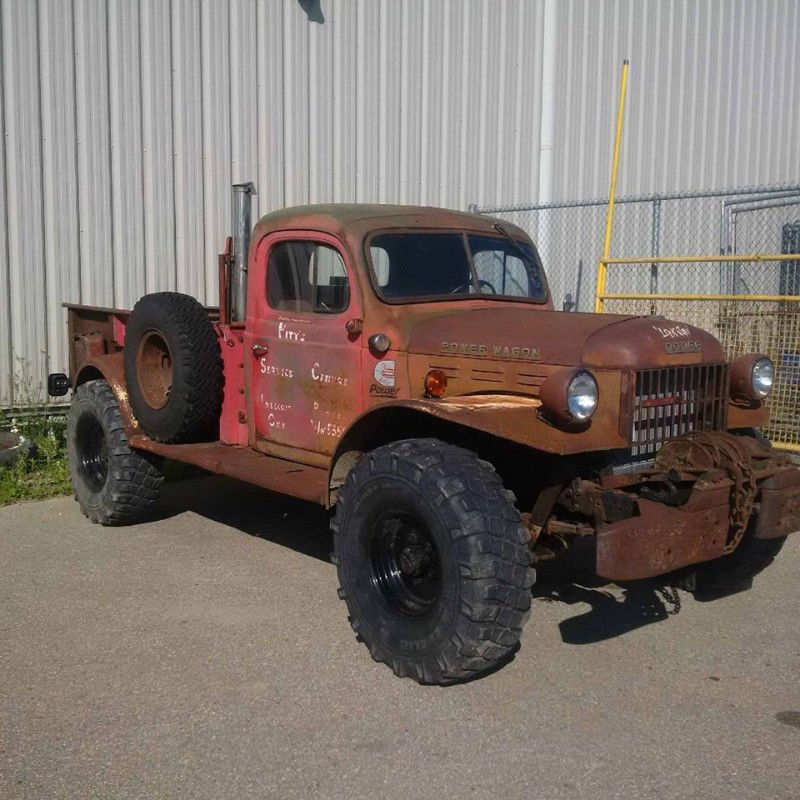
491;222;533;264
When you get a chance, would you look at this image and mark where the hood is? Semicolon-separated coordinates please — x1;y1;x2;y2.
403;307;725;368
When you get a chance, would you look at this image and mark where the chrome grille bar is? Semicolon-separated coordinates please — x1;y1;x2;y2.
631;364;729;457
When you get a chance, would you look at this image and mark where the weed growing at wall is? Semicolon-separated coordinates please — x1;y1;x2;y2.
0;360;71;506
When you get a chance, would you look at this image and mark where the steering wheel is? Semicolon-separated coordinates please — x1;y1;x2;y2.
450;279;497;295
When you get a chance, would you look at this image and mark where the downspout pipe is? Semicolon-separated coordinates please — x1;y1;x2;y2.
536;0;556;262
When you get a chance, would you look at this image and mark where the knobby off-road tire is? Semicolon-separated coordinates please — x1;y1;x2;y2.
67;380;164;525
124;292;223;443
332;439;534;685
691;427;787;593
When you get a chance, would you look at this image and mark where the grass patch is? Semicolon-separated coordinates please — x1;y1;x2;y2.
0;410;71;506
0;407;203;508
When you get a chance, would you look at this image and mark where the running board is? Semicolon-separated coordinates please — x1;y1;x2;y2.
129;435;329;506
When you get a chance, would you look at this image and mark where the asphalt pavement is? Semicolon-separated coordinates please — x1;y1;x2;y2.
1;475;799;799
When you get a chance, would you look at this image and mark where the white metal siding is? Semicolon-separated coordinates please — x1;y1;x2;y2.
0;0;797;404
552;0;800;199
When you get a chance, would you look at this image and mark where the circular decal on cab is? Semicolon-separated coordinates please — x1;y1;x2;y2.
373;360;396;387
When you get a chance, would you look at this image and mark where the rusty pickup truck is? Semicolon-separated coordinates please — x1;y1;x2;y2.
48;184;800;684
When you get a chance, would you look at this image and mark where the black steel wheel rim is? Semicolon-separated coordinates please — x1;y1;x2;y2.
76;412;109;492
368;510;442;617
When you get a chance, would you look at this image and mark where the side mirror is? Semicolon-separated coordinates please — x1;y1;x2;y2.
562;293;576;312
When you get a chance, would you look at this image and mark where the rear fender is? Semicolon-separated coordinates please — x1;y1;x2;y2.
74;353;138;434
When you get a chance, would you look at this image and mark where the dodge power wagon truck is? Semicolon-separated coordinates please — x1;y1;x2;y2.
49;184;800;684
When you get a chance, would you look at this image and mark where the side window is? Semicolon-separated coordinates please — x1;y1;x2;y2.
267;242;350;314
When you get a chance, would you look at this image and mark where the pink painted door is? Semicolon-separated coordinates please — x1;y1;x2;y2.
246;232;363;456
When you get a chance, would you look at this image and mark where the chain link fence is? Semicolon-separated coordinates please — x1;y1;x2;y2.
471;184;800;311
472;185;800;451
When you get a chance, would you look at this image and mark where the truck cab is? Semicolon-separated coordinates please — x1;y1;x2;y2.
52;191;800;685
236;205;554;458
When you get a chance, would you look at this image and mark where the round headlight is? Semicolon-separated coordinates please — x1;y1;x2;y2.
730;353;774;403
752;357;774;398
567;371;599;421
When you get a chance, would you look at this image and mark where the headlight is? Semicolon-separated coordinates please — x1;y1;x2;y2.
567;371;599;421
730;354;774;402
540;368;599;426
751;357;774;398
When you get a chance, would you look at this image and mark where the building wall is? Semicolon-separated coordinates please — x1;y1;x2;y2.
552;0;800;199
0;0;797;404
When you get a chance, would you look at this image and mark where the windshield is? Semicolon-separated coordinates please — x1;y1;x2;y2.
367;232;548;303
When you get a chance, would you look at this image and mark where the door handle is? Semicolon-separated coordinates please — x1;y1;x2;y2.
252;344;269;358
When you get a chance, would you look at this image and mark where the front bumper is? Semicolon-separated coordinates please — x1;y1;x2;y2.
752;469;800;540
593;435;800;581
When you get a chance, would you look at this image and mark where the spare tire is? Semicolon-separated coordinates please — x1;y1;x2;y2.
124;292;223;443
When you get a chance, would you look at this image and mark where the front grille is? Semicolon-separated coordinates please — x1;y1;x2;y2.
631;364;728;458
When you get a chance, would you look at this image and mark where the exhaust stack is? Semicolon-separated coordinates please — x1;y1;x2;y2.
230;182;256;322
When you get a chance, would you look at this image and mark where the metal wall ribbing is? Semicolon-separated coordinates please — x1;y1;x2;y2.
0;0;797;404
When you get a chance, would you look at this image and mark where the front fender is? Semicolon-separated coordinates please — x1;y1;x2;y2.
332;389;629;473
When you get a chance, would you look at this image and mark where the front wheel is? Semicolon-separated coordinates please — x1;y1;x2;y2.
332;439;534;684
67;380;164;525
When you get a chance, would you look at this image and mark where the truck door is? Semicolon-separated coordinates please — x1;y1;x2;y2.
246;232;363;457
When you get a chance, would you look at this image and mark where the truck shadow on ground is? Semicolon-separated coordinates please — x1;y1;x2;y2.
533;538;687;644
155;474;687;646
154;473;335;562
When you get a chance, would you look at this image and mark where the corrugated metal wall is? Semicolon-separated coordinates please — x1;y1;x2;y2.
552;0;800;199
0;0;797;404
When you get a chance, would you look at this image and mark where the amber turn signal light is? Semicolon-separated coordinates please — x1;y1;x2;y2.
424;369;448;398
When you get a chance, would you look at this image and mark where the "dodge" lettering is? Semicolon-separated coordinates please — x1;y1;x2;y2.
665;340;702;354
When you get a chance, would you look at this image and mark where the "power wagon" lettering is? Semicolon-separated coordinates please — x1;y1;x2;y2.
440;342;541;360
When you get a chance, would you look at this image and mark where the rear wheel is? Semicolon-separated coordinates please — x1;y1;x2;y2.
332;439;534;684
67;380;164;525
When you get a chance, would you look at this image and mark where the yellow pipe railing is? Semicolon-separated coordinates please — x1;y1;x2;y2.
600;293;800;303
772;442;800;453
603;253;800;264
596;253;800;306
595;60;629;313
598;293;800;302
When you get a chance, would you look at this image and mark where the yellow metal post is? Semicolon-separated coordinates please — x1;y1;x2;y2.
595;59;629;313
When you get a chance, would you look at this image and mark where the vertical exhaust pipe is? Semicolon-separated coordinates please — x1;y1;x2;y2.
230;182;256;322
